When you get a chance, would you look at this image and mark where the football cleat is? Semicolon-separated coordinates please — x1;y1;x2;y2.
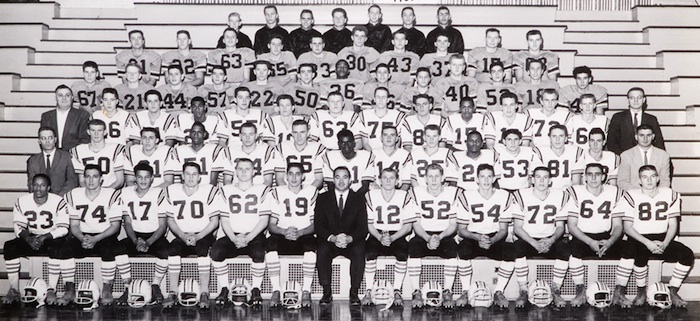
494;290;509;309
250;287;263;307
301;290;312;308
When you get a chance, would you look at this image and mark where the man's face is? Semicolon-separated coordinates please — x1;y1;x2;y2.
176;33;190;50
332;11;347;28
580;98;596;115
527;34;543;51
223;31;238;47
416;71;431;88
211;68;226;85
129;32;144;49
338;135;355;157
335;61;350;78
141;131;158;151
83;67;98;84
402;9;415;26
286;167;304;188
392;33;407;51
327;95;344;114
352;30;367;47
380;171;398;190
182;166;201;188
228;15;242;30
381;128;398;148
145;94;162;113
38;130;56;151
84;169;103;190
490;65;505;82
239;126;257;147
628;90;646;110
639;169;659;190
485;31;501;48
435;36;450;52
125;66;142;84
268;38;283;55
310;37;325;54
584;167;604;189
298;66;315;84
235;161;254;183
414;98;432;116
466;133;483;153
278;99;294;116
425;168;443;190
448;57;466;77
532;170;551;192
167;69;184;86
374;89;389;108
375;67;390;83
101;93;118;112
135;170;154;191
476;169;494;190
588;133;605;153
501;98;517;117
460;101;476;117
32;177;50;199
541;93;557;112
368;7;382;24
503;133;521;152
55;88;73;109
264;7;278;25
190;100;207;119
300;12;314;30
437;9;450;25
575;73;592;90
236;91;251;109
253;64;270;81
88;124;106;143
292;124;309;145
424;129;440;148
635;129;655;148
528;62;544;81
189;124;206;145
549;128;567;149
333;168;351;192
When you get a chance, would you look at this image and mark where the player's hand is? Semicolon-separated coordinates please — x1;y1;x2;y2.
645;241;662;254
652;241;665;254
82;235;95;249
185;234;197;247
286;227;299;241
597;240;611;257
478;235;492;250
428;235;440;250
535;240;549;254
28;235;42;251
588;240;602;254
136;238;148;252
380;232;392;247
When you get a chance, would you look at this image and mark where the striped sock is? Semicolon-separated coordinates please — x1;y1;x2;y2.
198;257;211;293
669;263;691;288
551;259;569;289
251;262;265;289
569;257;585;285
265;252;281;292
115;254;131;284
5;258;20;290
212;260;229;293
443;258;458;290
634;265;648;288
302;252;316;293
48;260;61;290
495;261;514;293
407;258;422;291
101;261;116;282
458;259;473;292
515;257;529;288
615;258;634;286
364;259;377;289
60;259;75;283
168;256;181;293
393;260;407;291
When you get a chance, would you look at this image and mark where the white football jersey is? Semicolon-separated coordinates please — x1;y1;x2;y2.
168;143;228;178
582;150;620;184
206;47;256;84
218;108;268;141
270;185;318;229
121;186;167;234
175;114;226;145
218;184;274;234
512;50;560;82
566;185;625;234
458;189;514;235
71;143;126;188
453;149;501;191
475;83;517;113
14;193;69;237
125;144;175;187
226;144;281;185
115;49;161;84
495;145;542;190
321;150;375;192
372;147;413;187
400;114;444;150
565;114;609;150
92;109;131;145
308;110;360;150
508;188;569;239
483;111;534;144
418;53;451;78
164;184;220;234
533;145;585;189
156;83;198;110
410;186;465;233
357;109;406;150
443;113;486;151
366;189;416;232
410;147;459;185
125;110;179;143
526;108;573;148
361;81;405;111
620;188;681;235
71;80;112;111
514;80;560;110
467;47;513;83
261;115;304;146
431;77;479;114
257;51;298;86
276;141;326;185
65;187;122;234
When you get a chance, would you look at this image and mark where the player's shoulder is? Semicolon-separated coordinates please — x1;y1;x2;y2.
468;47;487;56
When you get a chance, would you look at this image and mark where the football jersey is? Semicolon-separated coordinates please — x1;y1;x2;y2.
125;110;178;142
125;144;174;187
366;189;416;232
559;84;609;113
411;186;465;233
206;48;256;84
276;141;326;184
483;111;535;144
410;146;459;185
116;49;162;85
431;76;479;114
374;51;421;86
218;108;267;142
357;109;406;150
156;83;198;110
164;184;220;233
71;80;112;111
495;145;542;190
168;143;228;178
13;193;69;237
226;144;281;185
65;187;122;234
372;147;412;186
318;78;365;110
283;82;323;114
526;108;573;148
509;188;569;239
337;46;381;83
566;185;625;234
197;84;233;110
174;114;226;144
218;184;274;234
257;51;298;86
271;185;318;229
512;51;560;82
92;109;131;145
398;85;443;115
400;114;444;150
458;189;514;235
297;51;338;80
361;81;406;111
321;150;375;192
582;150;620;183
534;144;585;189
114;83;154;111
242;81;285;113
620;187;681;235
71;143;126;187
419;53;451;78
261;115;304;145
443;113;486;151
453;149;501;191
161;50;207;83
475;83;517;113
121;186;167;234
514;80;560;110
467;47;513;83
565;114;609;149
308;110;360;150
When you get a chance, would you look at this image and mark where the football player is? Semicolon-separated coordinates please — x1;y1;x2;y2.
565;93;609;150
532;125;584;189
514;59;560;111
410;124;458;187
308;91;361;150
484;91;534;149
431;54;479;116
357;87;406;150
374;30;420;86
361;63;406;111
115;63;154;111
513;30;560;82
337;26;381;83
156;64;198;111
174;96;226;145
216;12;252;50
124;90;179;146
475;61;516;113
196;65;232;112
243;60;285;115
526;88;572;148
261;94;304;147
124;127;175;188
371;125;412;190
116;30;161;86
582;128;620;185
399;67;442;115
275;119;326;188
207;28;256;86
92;88;131;146
419;32;453;79
318;59;365;111
224;123;282;187
297;36;338;82
283;63;323;116
558;66;608;114
71;119;126;189
495;129;542;192
167;122;228;185
218;86;268;144
467;28;513;83
321;129;375;195
443;97;486;151
71;61;112;113
160;30;206;87
257;34;298;86
453;131;500;191
400;94;444;151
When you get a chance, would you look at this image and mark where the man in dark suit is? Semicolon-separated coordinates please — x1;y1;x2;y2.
216;12;253;50
26;126;78;196
607;87;665;155
39;85;91;151
618;124;671;191
314;166;368;305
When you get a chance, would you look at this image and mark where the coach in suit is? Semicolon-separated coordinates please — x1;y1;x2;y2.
607;87;665;155
39;85;91;151
314;166;368;306
618;124;671;191
26;126;78;196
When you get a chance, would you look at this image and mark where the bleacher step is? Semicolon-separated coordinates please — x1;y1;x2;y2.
0;172;31;190
0;155;30;171
573;54;656;69
48;17;131;30
47;28;125;42
33;51;115;65
0;121;39;137
564;31;644;44
36;39;125;53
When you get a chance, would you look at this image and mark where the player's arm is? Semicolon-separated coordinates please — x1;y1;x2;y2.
123;214;139;244
391;222;412;242
166;217;189;241
438;217;457;241
267;216;287;236
547;220;565;244
622;220;655;250
567;215;598;251
606;216;624;245
244;215;269;243
208;171;219;186
661;217;679;251
69;218;86;242
513;218;539;248
572;172;582;186
311;172;324;189
356;181;370;196
263;173;274;187
186;69;206;88
492;221;510;244
91;220;121;243
412;220;431;242
107;169;125;189
456;221;478;241
195;215;219;241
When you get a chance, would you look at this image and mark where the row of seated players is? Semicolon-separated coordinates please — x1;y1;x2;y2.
3;155;693;309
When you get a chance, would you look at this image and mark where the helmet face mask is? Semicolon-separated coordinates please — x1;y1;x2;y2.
468;281;493;308
128;279;152;308
422;281;443;307
75;280;100;310
229;278;251;306
371;280;393;307
282;281;302;309
647;282;672;309
586;281;611;308
21;278;48;307
178;279;201;307
528;280;553;308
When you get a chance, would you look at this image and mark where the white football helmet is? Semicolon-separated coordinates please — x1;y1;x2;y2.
229;278;251;306
422;281;443;307
282;281;302;309
75;279;100;310
647;282;672;309
586;281;611;308
21;277;49;307
371;280;394;307
128;279;152;308
468;281;493;308
177;279;201;307
528;280;553;308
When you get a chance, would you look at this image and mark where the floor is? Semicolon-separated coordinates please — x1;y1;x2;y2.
2;302;700;321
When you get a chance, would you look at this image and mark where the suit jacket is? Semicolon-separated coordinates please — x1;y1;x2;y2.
617;146;671;191
314;189;368;244
26;149;78;196
607;110;665;155
40;107;91;151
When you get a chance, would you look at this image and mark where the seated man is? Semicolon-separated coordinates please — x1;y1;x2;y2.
617;124;671;191
467;28;513;84
370;126;412;190
265;163;319;308
400;94;444;151
309;92;361;151
619;165;693;308
2;174;71;305
71;61;112;113
113;163;169;305
224;123;282;187
71;119;126;189
566;163;634;307
173;96;226;146
321;129;374;195
116;30;161;86
92;88;131;146
582;128;620;186
156;64;198;111
357;86;406;150
167;122;228;186
275;119;325;189
241;60;285;115
565;93;609;150
124;127;175;188
115;63;154;111
410;124;458;187
125;90;179;146
453;131;499;191
443;97;486;152
532;125;584;189
26;126;78;196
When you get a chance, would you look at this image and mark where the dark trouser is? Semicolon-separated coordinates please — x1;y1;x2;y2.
365;231;409;261
570;232;634;259
458;234;516;261
63;234;118;261
168;233;216;257
317;240;365;295
114;232;169;259
3;236;68;260
408;234;458;258
514;237;570;260
210;234;266;262
265;234;317;254
629;233;694;267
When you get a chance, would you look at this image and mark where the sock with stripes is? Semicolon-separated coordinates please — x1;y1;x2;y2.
302;252;316;293
393;260;407;291
669;263;691;288
569;256;585;285
198;256;210;293
615;258;634;286
265;252;282;292
115;254;132;285
444;258;458;291
458;259;473;292
495;261;514;293
407;258;422;291
167;256;181;293
251;262;265;289
101;261;116;282
364;259;377;290
634;265;648;288
515;257;529;289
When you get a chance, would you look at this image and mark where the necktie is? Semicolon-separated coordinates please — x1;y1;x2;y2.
338;194;344;216
633;113;639;129
46;154;51;171
644;151;648;165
